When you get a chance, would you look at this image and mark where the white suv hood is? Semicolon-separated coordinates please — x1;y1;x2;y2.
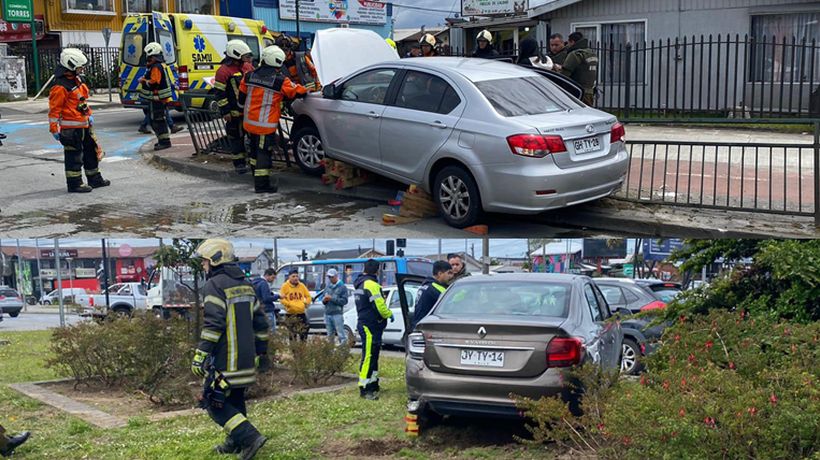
311;28;399;85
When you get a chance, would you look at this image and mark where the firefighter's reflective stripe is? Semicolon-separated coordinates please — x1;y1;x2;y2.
254;332;268;341
358;325;374;387
227;298;238;371
65;170;83;178
201;328;222;342
229;375;256;386
254;168;271;177
60;120;90;127
49;117;59;123
223;413;247;434
364;279;391;319
222;368;255;378
212;81;227;91
244;118;278;130
433;283;446;294
205;295;227;309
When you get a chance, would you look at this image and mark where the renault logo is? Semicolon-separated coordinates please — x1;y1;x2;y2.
477;327;487;338
585;124;595;133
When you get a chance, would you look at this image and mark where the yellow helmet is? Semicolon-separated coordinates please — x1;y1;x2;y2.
385;38;397;50
194;239;235;267
420;33;436;47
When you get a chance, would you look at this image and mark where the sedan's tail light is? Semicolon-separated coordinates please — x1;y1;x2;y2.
507;134;567;158
610;122;625;144
546;337;583;368
408;332;425;358
640;301;666;312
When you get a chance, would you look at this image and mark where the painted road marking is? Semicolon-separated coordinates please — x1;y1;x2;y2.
101;157;130;163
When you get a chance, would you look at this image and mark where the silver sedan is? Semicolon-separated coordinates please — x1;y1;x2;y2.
291;57;629;228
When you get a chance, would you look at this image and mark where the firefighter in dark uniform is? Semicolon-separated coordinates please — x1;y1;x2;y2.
139;42;174;150
215;40;255;174
276;35;320;92
191;239;270;460
557;32;599;106
48;48;111;193
410;260;453;331
354;259;393;400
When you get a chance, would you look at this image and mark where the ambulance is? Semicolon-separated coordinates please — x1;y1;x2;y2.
118;12;276;109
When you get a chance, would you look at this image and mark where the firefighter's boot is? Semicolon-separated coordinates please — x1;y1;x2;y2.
239;434;267;460
253;175;277;194
213;436;241;455
0;431;31;457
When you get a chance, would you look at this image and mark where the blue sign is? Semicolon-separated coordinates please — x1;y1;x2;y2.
193;35;206;53
643;239;685;261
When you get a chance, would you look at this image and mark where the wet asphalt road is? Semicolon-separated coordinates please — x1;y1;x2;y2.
0;106;610;238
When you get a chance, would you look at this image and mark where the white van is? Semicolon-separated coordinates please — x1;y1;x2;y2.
40;288;87;305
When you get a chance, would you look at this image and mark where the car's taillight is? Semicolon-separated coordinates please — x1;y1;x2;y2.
610;122;625;144
88;297;94;306
178;65;189;91
546;337;583;368
507;134;567;158
408;332;425;358
640;300;666;312
0;296;5;300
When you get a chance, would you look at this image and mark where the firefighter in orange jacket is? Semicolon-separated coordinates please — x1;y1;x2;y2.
48;48;110;193
239;45;307;193
215;40;256;174
276;35;320;92
138;42;174;151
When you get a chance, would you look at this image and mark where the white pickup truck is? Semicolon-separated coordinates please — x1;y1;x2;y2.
145;266;203;318
76;282;149;317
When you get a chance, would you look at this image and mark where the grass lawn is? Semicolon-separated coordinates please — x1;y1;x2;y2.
0;330;553;459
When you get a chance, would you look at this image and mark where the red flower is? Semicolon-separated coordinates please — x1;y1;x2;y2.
748;407;758;416
621;436;632;446
703;416;716;428
681;377;688;388
770;393;778;405
729;361;736;370
705;340;714;349
674;334;681;343
678;407;686;417
688;353;697;364
679;315;687;323
662;380;670;390
640;375;647;386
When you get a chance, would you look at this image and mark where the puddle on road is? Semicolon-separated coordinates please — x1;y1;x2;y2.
2;192;374;236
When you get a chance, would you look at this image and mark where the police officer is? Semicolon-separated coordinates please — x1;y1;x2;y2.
472;30;499;59
191;239;270;460
557;32;598;106
239;45;308;193
48;48;110;193
419;34;438;57
0;425;30;457
215;40;255;174
354;259;393;400
410;261;453;331
139;42;174;150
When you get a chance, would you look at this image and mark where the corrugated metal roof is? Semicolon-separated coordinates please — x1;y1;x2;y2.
528;0;584;17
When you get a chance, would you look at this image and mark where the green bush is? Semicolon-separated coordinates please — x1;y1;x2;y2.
280;331;351;387
516;311;820;459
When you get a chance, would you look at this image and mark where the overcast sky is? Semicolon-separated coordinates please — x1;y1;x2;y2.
393;0;461;29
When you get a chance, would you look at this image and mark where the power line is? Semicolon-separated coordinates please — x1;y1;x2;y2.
389;2;460;15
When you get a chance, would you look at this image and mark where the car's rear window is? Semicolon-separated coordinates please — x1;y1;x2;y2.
642;284;682;303
435;281;571;318
0;289;18;297
474;76;581;117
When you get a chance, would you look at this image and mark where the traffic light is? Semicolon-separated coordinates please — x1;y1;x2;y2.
396;238;407;248
301;250;308;261
386;240;395;256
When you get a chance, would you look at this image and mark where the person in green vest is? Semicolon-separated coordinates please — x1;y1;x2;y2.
556;32;599;106
410;261;454;331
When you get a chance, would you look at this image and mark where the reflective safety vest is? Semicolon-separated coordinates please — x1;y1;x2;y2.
214;59;252;117
48;68;92;133
238;65;307;136
138;62;174;102
353;273;392;327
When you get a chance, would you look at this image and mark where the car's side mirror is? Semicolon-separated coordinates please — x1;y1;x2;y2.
322;83;338;99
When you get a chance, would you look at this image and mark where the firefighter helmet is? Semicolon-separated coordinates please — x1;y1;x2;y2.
59;48;88;71
194;239;236;267
144;42;164;57
476;29;493;44
276;34;294;50
419;33;436;47
385;38;397;50
260;45;286;67
226;40;253;60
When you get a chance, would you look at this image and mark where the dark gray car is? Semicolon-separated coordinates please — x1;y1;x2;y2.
0;287;24;318
397;273;623;428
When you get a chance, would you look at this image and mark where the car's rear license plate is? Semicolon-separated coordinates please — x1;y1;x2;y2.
573;136;601;154
460;349;505;367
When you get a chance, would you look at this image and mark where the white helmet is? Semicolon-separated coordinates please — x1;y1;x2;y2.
144;42;163;58
420;33;436;47
225;40;252;60
260;45;286;67
59;48;88;71
476;29;493;44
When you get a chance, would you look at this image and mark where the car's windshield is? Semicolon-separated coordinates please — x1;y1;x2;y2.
474;76;582;117
435;281;571;318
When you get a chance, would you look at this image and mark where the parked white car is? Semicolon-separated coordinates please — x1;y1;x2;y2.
343;285;420;348
75;282;149;317
39;288;87;305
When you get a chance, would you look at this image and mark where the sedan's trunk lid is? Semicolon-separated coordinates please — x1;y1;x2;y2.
420;317;567;378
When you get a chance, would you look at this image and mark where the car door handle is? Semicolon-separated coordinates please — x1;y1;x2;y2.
367;111;381;119
429;120;447;129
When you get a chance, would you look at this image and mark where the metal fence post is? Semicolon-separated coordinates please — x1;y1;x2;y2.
815;121;820;227
624;43;632;119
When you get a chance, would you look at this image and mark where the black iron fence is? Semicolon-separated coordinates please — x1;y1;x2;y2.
8;45;118;95
451;34;820;121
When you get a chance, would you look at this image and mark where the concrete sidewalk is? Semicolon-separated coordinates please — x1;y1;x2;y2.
0;93;122;115
146;127;819;238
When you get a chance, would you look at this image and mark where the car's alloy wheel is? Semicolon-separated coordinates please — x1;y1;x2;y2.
433;166;482;228
621;339;641;375
292;126;326;176
440;176;470;220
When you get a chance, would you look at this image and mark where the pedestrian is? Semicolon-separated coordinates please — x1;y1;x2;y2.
410;260;453;331
447;253;471;282
472;30;499;59
277;35;320;92
354;259;393;400
419;34;439;57
252;268;279;334
48;48;111;193
190;239;270;460
278;268;311;341
138;107;181;135
215;40;256;175
239;45;308;193
322;268;349;346
517;38;553;70
0;424;30;457
556;32;599;106
138;42;174;151
548;33;568;66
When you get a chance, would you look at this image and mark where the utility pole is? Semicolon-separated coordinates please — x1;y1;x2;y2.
437;239;442;260
482;236;490;274
101;239;111;309
34;238;44;303
295;0;301;49
273;238;279;271
54;239;65;327
15;239;25;311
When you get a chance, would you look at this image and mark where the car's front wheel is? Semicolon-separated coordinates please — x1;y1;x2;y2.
9;311;20;318
620;338;643;375
43;300;51;305
291;126;326;176
433;166;483;228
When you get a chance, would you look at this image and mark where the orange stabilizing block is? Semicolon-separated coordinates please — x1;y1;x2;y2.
463;224;489;235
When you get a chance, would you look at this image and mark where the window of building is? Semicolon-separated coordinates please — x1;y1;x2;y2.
751;12;820;83
573;21;646;84
122;0;163;13
63;0;115;13
176;0;213;14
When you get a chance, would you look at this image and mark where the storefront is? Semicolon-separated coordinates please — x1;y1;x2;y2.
451;0;547;56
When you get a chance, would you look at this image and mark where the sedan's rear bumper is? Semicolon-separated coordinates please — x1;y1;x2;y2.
0;305;23;315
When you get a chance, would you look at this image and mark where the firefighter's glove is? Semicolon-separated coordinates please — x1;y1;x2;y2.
191;349;208;378
256;354;272;373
